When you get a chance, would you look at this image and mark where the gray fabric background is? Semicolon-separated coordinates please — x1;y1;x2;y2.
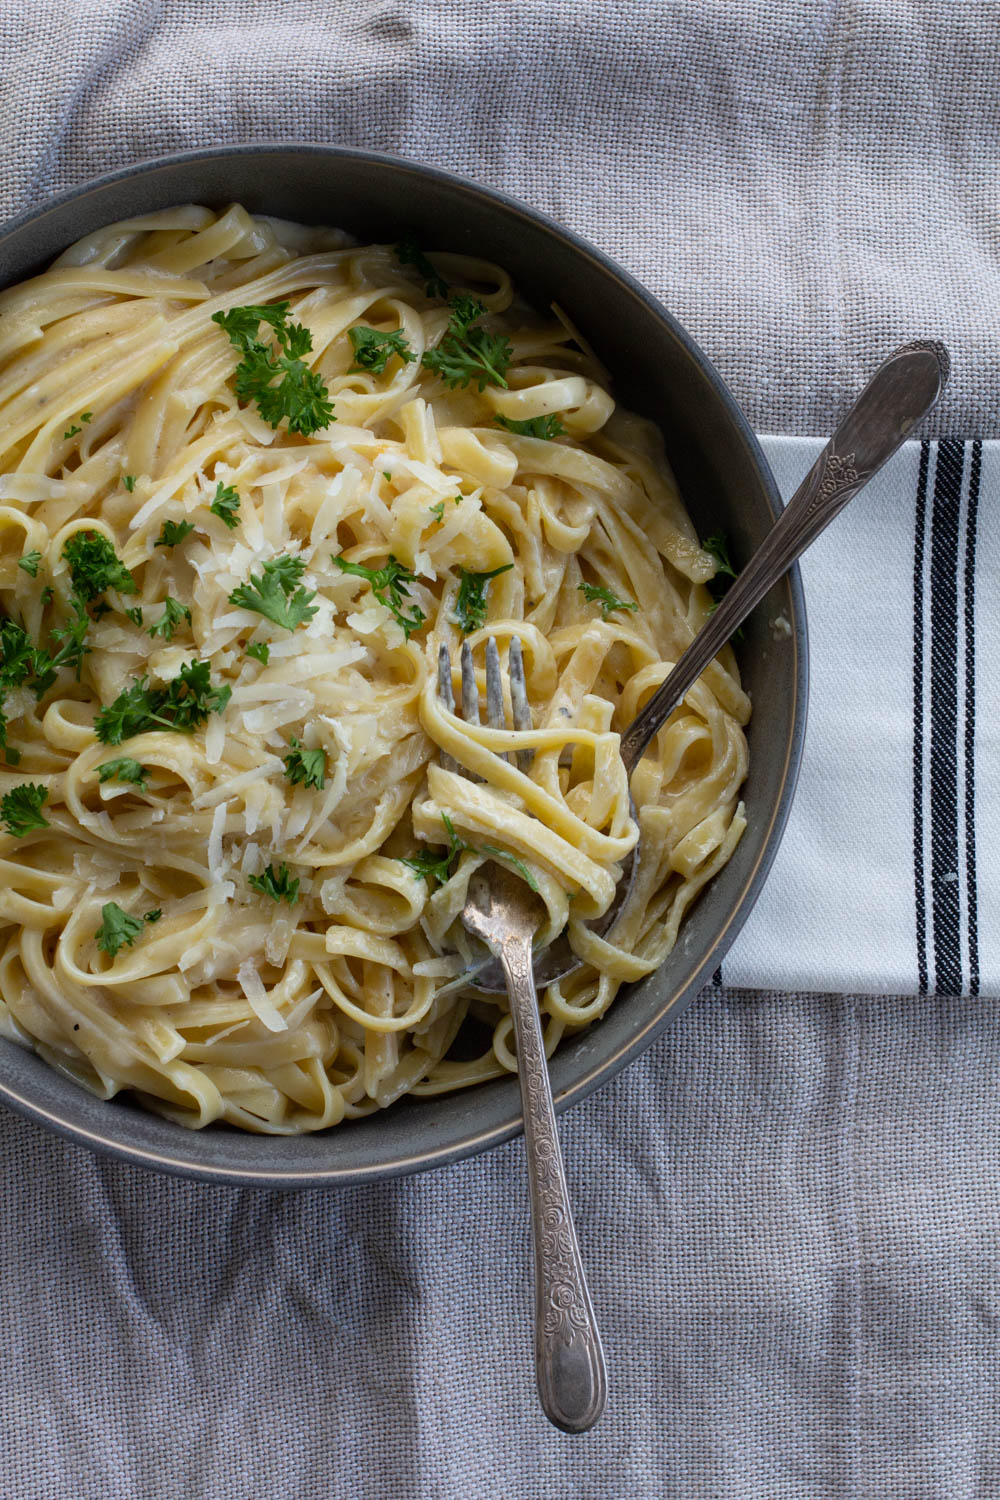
1;3;999;1497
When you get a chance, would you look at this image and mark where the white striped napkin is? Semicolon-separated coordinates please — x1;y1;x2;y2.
722;435;997;998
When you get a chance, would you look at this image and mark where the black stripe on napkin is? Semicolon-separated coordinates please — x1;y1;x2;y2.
928;439;965;996
964;440;982;996
912;440;930;995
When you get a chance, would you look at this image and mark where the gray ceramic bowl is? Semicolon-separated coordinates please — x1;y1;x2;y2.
0;146;806;1185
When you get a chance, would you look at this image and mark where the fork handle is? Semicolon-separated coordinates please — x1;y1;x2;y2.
619;339;950;773
498;932;607;1433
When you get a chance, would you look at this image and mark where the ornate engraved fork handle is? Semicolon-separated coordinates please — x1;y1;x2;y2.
498;932;607;1434
619;339;950;774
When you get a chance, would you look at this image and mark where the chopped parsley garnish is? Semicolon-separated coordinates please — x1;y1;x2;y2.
382;471;392;482
331;553;425;639
229;554;318;632
123;475;136;493
480;844;540;892
400;813;468;887
63;411;91;441
209;482;240;529
394;232;450;299
248;863;299;905
0;619;46;697
400;813;539;891
154;519;194;548
494;413;566;439
97;757;149;787
453;563;514;633
703;531;737;580
578;582;639;622
47;595;91;681
17;551;41;578
124;606;144;627
211;302;334;436
148;597;192;642
702;531;743;639
94;660;231;745
95;901;158;958
0;617;50;693
0;782;49;837
422;297;512;391
283;734;326;791
39;587;53;608
246;641;270;665
348;326;415;374
429;501;446;524
62;531;136;601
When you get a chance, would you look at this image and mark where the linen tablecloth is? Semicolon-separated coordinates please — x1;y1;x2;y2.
2;4;999;1497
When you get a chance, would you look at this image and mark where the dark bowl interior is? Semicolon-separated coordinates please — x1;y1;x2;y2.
0;146;806;1185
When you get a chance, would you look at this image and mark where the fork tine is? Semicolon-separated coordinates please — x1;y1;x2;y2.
508;636;533;772
484;636;509;764
460;640;480;724
459;639;484;782
437;643;459;773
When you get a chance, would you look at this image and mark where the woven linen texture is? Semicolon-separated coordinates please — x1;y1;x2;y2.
2;3;1000;1497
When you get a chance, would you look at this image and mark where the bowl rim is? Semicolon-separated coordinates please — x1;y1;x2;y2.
0;143;808;1185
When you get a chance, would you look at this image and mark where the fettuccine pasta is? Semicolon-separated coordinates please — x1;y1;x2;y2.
0;204;749;1132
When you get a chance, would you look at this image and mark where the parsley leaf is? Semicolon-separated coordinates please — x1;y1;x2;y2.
123;475;136;493
229;554;318;632
494;413;566;440
283;735;326;791
702;531;744;640
212;302;334;436
17;551;41;578
479;844;540;892
47;595;91;682
429;501;445;524
422;298;512;391
399;814;539;893
95;902;149;959
400;813;468;887
124;607;144;627
97;757;149;787
209;482;240;529
145;909;161;924
63;532;136;601
453;564;514;633
248;863;300;905
331;553;425;639
94;661;231;745
578;582;639;622
0;620;53;704
0;782;49;837
703;531;737;580
154;520;194;548
348;326;416;374
394;233;450;299
93;680;156;745
246;641;269;665
148;597;192;642
63;412;91;441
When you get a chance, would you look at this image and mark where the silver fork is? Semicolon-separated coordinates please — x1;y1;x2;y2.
439;636;607;1434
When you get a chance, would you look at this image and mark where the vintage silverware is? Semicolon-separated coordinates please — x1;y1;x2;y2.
441;638;607;1433
468;337;951;993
